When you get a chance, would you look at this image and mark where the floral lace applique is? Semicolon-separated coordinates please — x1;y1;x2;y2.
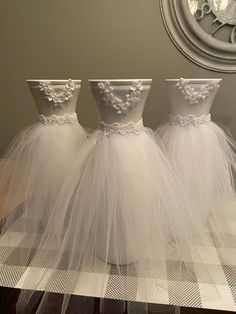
39;79;78;107
176;78;220;105
39;113;78;125
98;119;144;135
97;80;143;115
170;114;211;127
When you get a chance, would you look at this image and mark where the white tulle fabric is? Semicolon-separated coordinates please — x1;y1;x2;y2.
13;80;221;314
156;79;236;236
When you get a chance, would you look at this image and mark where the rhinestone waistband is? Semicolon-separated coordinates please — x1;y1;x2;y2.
98;119;144;135
170;114;211;127
38;113;78;125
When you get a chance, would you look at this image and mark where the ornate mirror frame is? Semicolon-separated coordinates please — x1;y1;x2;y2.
160;0;236;73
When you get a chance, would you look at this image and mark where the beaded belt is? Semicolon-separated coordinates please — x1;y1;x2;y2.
98;119;144;135
38;113;78;125
170;114;211;127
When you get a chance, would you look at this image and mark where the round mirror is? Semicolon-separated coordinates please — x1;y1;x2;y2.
160;0;236;72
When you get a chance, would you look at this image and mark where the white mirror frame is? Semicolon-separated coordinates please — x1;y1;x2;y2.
160;0;236;73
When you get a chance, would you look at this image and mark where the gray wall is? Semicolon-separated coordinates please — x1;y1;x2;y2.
0;0;235;155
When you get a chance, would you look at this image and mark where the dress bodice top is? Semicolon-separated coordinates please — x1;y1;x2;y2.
89;79;152;125
27;79;81;117
166;78;221;117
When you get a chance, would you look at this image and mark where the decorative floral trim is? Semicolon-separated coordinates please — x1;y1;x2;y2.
38;79;78;107
97;80;143;115
98;119;144;135
170;114;211;127
176;78;220;105
39;113;78;125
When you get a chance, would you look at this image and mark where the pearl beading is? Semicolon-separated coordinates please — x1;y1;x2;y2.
170;114;211;127
98;119;144;135
39;113;78;125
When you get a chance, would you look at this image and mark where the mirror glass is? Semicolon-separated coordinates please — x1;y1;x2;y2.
187;0;236;44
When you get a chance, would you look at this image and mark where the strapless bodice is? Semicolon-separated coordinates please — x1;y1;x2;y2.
27;79;81;116
89;79;152;125
166;78;221;117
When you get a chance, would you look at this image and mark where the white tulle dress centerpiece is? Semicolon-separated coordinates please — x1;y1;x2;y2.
0;79;87;232
156;78;236;235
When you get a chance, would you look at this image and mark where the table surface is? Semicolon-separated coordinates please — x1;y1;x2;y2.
1;210;236;313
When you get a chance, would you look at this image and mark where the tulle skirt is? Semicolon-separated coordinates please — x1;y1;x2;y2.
12;127;221;313
0;120;87;232
156;120;236;246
